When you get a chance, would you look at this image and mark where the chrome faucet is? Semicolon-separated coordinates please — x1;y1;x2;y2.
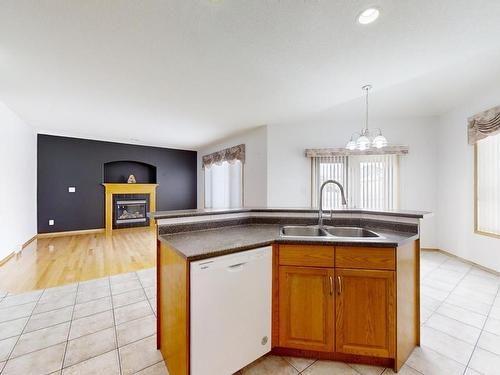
318;180;347;227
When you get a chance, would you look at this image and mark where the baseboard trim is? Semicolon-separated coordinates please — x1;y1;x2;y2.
37;228;105;238
0;234;38;267
422;247;500;277
22;234;38;248
421;247;440;252
0;252;15;267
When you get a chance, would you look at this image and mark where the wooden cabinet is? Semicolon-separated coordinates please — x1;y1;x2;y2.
273;241;418;372
335;268;395;358
278;266;334;352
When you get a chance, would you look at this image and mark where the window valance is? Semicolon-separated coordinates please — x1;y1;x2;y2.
202;144;245;169
468;105;500;145
305;145;408;158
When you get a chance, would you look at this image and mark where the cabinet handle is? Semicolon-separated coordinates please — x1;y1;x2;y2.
329;276;333;295
337;276;343;295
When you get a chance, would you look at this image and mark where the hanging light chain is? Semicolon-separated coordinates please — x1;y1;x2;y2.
362;84;371;134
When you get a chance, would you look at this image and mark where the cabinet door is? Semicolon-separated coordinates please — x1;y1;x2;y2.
335;268;395;358
279;266;334;352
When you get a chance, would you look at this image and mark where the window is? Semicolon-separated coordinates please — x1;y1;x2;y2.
312;154;399;210
475;133;500;237
204;160;243;209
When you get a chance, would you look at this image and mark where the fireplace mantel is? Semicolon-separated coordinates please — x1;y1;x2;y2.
102;183;159;233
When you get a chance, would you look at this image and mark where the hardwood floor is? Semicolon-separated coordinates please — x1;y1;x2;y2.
0;227;156;293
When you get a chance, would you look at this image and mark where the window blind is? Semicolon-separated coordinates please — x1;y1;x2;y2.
204;160;243;209
312;154;399;210
476;133;500;236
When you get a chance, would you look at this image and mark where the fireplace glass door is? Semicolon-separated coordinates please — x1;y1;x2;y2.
115;200;147;224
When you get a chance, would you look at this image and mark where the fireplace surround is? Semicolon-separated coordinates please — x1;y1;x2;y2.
102;183;158;233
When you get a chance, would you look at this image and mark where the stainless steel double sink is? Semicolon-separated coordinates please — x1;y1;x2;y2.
280;225;381;239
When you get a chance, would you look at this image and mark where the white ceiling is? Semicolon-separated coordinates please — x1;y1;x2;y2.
1;0;500;149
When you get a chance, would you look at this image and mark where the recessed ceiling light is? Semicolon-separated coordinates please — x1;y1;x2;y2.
357;8;380;25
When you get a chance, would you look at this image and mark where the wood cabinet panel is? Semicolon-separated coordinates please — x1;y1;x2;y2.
336;246;395;270
396;240;420;371
279;244;334;268
279;266;334;352
335;268;395;358
158;242;189;375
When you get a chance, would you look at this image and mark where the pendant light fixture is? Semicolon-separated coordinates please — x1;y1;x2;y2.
346;85;388;151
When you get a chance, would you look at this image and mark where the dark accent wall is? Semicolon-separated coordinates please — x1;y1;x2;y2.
37;134;197;233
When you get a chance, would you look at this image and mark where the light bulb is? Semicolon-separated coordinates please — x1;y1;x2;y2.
358;8;380;24
345;140;356;150
372;135;388;148
356;135;370;150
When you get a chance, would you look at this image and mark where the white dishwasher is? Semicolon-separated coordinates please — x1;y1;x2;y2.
190;246;272;375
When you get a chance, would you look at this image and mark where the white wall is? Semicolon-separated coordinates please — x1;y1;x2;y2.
197;126;268;208
267;114;439;248
437;88;500;272
0;102;37;261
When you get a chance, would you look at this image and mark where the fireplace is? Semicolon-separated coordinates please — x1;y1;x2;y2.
112;194;150;229
103;183;158;233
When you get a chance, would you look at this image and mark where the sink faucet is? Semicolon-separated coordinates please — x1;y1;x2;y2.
318;180;347;227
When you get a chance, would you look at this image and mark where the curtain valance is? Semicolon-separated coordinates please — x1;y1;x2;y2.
202;144;245;169
305;145;408;158
468;105;500;145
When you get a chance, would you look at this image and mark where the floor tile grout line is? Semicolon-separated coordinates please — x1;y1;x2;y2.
6;322;73;361
280;356;315;373
136;271;156;317
3;287;46;368
437;299;491;317
116;331;157;352
108;273;123;375
61;346;118;371
114;311;156;329
345;363;368;375
463;283;500;374
442;300;491;318
0;318;66;343
420;324;476;351
410;337;473;372
129;358;164;375
0;300;41;317
60;281;80;372
426;311;486;334
3;341;72;366
129;360;164;375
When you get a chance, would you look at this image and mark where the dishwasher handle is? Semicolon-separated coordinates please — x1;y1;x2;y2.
227;262;247;272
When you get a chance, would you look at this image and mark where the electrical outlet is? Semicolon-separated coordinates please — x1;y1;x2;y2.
49;219;54;226
68;187;76;193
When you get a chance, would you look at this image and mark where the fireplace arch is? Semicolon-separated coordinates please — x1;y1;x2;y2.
103;160;157;184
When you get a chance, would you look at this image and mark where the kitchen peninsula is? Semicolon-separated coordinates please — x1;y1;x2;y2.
150;208;430;375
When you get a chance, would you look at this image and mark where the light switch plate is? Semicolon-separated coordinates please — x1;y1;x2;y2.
49;219;54;226
68;187;76;193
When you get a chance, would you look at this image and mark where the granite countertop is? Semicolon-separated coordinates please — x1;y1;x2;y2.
149;207;431;220
159;224;419;261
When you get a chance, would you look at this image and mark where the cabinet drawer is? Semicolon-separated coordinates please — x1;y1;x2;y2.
279;244;334;268
335;246;395;270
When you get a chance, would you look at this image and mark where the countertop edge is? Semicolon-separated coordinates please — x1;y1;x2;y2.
149;208;431;220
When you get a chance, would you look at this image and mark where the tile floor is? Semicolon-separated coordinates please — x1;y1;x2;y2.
0;250;499;375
